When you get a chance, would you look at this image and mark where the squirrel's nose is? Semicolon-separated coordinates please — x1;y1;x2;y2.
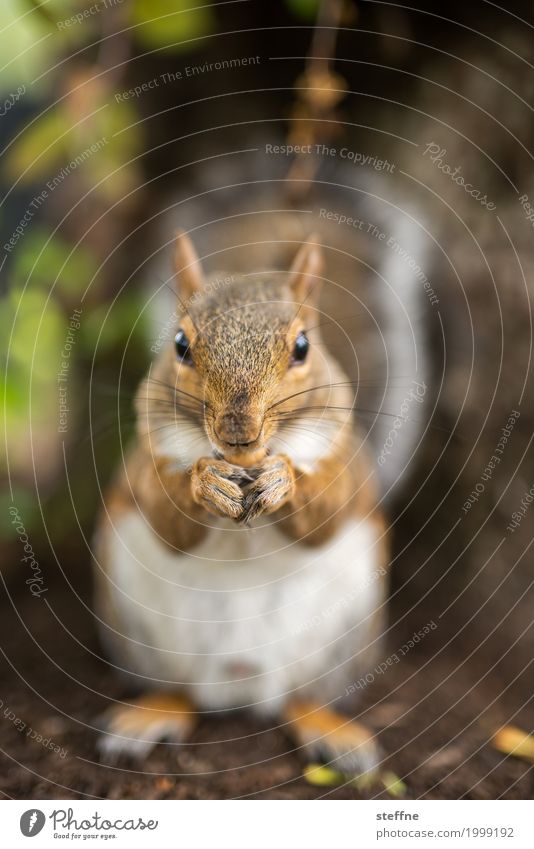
215;411;262;448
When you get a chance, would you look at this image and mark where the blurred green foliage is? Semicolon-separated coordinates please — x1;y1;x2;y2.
285;0;321;21
132;0;213;49
0;0;314;546
0;0;57;94
12;228;97;296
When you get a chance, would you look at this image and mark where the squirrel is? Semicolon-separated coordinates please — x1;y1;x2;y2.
93;220;415;774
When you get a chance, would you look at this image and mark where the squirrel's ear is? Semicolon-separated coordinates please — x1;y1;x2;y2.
174;230;205;298
288;235;323;303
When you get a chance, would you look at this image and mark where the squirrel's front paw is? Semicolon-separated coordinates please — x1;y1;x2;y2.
241;455;296;522
191;458;253;520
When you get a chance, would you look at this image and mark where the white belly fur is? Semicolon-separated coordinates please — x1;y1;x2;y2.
102;512;385;714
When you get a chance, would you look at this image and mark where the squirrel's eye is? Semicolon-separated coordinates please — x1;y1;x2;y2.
291;331;309;365
174;329;193;365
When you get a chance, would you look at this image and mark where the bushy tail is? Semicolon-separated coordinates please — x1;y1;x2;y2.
363;200;432;501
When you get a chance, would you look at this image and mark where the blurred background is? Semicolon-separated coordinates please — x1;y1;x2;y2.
1;0;534;799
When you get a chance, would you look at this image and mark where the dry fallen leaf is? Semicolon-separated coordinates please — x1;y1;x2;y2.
303;763;345;786
492;726;534;762
381;771;407;798
155;777;173;792
303;760;406;796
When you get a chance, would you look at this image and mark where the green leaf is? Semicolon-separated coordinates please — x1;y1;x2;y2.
303;763;345;786
11;228;97;297
0;280;78;476
5;97;137;183
132;0;213;50
285;0;321;21
80;294;147;356
0;0;55;94
381;771;407;798
6;286;64;379
5;108;72;181
0;487;39;539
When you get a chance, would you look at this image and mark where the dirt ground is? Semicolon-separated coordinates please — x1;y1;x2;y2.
1;563;532;801
3;0;534;804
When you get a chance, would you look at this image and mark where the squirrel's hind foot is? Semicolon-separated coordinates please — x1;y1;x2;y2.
283;699;381;778
97;692;197;762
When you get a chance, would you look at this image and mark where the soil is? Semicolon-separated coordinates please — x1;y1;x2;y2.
3;6;534;800
1;564;532;800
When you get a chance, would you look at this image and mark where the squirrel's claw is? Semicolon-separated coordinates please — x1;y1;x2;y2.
283;699;381;778
97;693;197;762
191;458;249;520
240;456;295;522
227;468;255;487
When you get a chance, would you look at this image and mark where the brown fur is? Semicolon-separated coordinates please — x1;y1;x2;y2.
111;232;383;550
282;698;380;774
94;232;387;769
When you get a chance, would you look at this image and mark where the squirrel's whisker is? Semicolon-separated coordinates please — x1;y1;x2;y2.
146;422;203;437
85;413;204;446
146;376;209;409
267;381;359;413
273;405;455;436
274;404;411;422
142;397;204;414
270;428;347;465
269;414;347;428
